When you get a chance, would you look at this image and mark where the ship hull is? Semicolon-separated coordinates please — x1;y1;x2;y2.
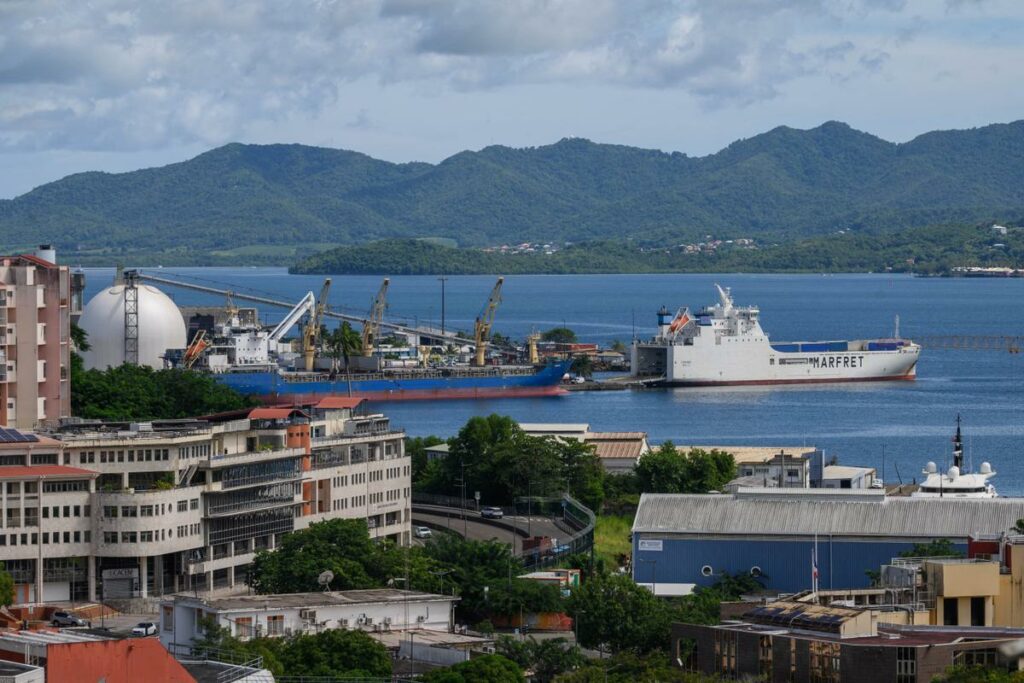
212;361;572;402
635;339;920;386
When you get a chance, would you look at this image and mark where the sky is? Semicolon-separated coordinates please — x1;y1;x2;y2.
1;0;1022;198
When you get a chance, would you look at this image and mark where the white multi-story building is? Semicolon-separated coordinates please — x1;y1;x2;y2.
0;398;410;602
161;589;457;647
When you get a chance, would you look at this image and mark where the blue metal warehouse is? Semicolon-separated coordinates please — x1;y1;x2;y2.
631;489;1024;593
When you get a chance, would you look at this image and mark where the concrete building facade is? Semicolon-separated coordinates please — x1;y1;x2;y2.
0;398;410;603
161;589;457;648
0;250;81;430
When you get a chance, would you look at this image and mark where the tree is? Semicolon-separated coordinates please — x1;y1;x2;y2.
71;364;255;420
634;443;735;494
496;636;584;683
610;339;627;353
1013;519;1024;535
570;355;593;378
277;629;391;677
249;518;377;593
0;564;14;607
554;437;605;511
566;573;671;654
321;322;362;370
542;327;578;344
899;539;963;559
424;534;525;619
934;666;1024;682
554;650;719;683
419;654;524;683
407;435;446;482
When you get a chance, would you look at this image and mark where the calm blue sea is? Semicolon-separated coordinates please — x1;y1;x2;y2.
82;269;1024;495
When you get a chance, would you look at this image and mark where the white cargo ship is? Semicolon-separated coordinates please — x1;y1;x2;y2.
631;285;920;386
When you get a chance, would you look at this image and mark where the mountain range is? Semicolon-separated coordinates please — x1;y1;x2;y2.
2;120;1023;263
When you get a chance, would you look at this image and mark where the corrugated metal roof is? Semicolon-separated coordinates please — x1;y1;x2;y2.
823;465;876;479
678;445;816;463
0;465;97;479
248;407;307;420
590;440;644;460
632;493;1024;539
314;397;365;410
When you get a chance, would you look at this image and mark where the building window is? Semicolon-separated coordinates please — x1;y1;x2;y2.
267;615;284;636
809;641;840;683
236;617;253;638
953;649;1000;669
104;532;118;544
971;597;986;626
896;647;916;683
177;500;188;512
140;505;154;517
714;631;737;676
944;598;958;625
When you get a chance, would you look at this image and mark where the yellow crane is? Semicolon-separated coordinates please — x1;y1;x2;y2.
473;277;504;366
526;330;541;365
301;278;332;372
361;278;390;357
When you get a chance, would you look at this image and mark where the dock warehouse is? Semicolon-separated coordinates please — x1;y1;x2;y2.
632;490;1024;593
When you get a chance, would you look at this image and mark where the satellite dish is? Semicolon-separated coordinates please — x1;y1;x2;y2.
317;570;334;591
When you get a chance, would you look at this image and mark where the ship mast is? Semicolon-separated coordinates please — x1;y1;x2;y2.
953;413;964;471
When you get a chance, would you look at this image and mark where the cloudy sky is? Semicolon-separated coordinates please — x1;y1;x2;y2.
1;0;1022;197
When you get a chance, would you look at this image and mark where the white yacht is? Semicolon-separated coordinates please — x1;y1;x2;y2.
912;416;997;499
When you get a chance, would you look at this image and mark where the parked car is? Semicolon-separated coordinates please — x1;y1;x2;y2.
480;506;504;519
51;611;86;627
131;622;157;637
414;525;432;539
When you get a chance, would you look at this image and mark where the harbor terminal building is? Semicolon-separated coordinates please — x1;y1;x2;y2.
632;489;1024;595
0;398;410;602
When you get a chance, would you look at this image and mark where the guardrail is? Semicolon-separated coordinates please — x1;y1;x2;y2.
411;492;595;570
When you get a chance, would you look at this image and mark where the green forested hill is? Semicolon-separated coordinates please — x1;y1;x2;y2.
2;120;1024;263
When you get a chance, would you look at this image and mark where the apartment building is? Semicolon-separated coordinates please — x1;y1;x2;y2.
0;247;83;430
0;397;410;603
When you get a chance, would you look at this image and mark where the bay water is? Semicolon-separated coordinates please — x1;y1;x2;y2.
82;269;1024;495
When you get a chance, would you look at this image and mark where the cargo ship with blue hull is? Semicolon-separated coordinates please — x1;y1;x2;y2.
631;285;920;386
213;360;573;403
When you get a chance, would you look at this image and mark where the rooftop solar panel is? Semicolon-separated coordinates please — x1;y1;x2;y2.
0;428;38;443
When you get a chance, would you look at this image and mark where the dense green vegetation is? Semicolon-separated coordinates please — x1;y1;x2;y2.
294;220;1024;274
5;121;1024;265
554;650;726;682
419;654;525;683
634;443;737;495
247;518;562;621
0;564;14;607
416;414;607;512
193;617;392;678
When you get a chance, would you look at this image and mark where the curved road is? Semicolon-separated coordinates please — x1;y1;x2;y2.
412;506;564;554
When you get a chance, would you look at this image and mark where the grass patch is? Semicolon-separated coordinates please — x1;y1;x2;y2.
594;515;633;570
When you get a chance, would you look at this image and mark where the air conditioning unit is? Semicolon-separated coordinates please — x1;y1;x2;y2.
383;616;392;625
356;615;366;625
416;615;426;623
364;617;374;626
255;624;264;635
338;618;349;627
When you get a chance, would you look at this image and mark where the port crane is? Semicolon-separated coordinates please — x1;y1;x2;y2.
473;277;504;366
301;279;331;372
361;278;390;357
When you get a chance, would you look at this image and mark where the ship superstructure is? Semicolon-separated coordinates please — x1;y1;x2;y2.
912;416;997;499
631;285;920;386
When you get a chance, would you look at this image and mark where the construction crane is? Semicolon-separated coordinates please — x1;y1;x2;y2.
473;277;504;367
267;291;315;350
301;279;332;372
361;278;390;357
181;329;210;369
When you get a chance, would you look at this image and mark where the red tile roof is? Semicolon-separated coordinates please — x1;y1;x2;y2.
314;397;365;410
0;465;97;479
248;407;308;420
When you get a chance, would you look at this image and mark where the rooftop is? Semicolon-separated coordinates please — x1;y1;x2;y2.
171;589;457;612
678;445;816;463
520;423;589;435
743;601;864;635
0;465;98;480
633;493;1024;538
823;465;876;479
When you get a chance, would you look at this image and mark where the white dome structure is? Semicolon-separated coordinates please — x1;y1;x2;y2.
80;284;187;370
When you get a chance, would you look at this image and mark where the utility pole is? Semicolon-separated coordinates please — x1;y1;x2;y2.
438;276;448;338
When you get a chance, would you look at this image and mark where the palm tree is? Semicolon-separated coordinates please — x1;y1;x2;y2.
322;322;363;371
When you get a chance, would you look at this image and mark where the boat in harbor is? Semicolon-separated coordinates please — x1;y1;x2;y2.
912;416;997;499
212;360;572;402
631;285;920;386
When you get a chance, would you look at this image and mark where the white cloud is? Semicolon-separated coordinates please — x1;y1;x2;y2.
0;0;1021;195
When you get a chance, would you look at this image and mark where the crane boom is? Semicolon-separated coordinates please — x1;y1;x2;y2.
268;291;315;343
361;278;390;357
473;277;504;366
128;270;476;345
302;279;332;372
